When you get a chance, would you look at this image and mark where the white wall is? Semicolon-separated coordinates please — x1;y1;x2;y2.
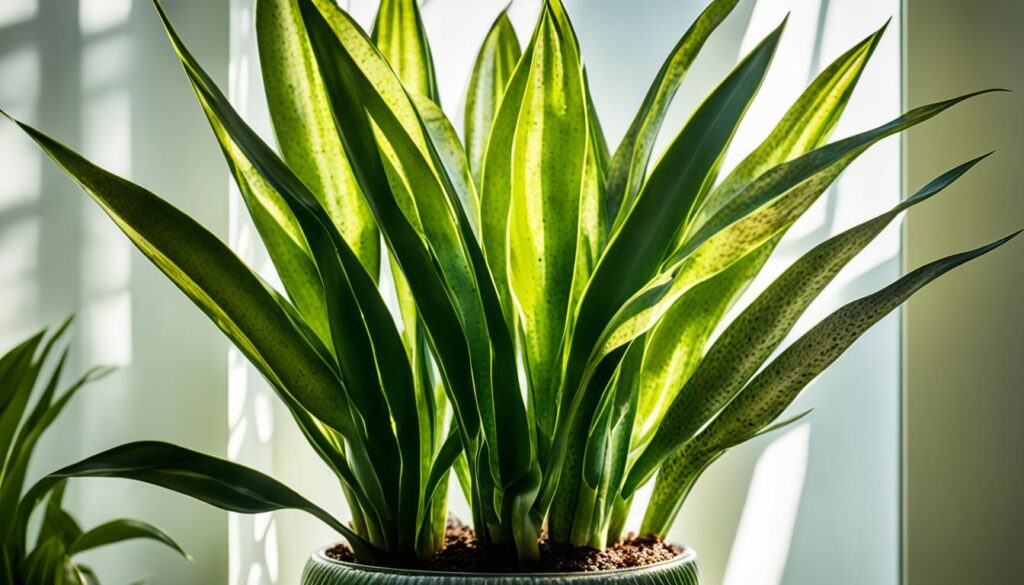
0;0;230;582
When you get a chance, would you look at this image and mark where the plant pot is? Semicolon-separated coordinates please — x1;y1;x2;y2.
301;545;701;585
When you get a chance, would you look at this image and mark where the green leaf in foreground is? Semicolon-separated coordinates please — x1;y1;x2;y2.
41;441;379;561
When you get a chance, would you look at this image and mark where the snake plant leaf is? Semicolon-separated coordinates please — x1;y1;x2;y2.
749;408;813;440
479;20;533;318
707;231;1021;452
571;341;640;547
558;21;784;439
303;0;538;517
642;230;1021;536
631;27;888;438
418;429;462;528
605;0;740;230
0;115;353;446
570;69;609;329
301;0;480;444
69;519;191;561
465;9;521;186
256;0;380;282
41;441;380;562
599;90;1001;363
413;94;479;236
157;1;333;347
687;23;887;238
303;6;539;553
634;241;774;449
155;3;422;526
505;0;589;440
623;155;990;495
372;0;439;100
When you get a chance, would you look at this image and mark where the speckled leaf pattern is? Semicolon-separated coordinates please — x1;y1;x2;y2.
624;156;990;495
633;242;774;450
606;0;739;230
551;25;784;489
413;94;479;237
372;0;439;101
630;26;886;443
480;23;533;320
507;1;588;440
597;90;997;364
301;548;702;585
257;0;380;281
687;24;886;237
302;0;539;555
643;230;1019;535
154;5;431;551
465;10;522;187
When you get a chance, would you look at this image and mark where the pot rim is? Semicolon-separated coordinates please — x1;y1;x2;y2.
308;544;697;578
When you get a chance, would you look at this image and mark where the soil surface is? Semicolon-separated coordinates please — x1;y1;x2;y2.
324;519;683;573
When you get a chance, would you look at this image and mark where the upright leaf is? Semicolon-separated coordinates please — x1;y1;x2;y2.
605;0;740;229
372;0;439;100
555;22;785;458
257;0;380;282
686;23;887;238
465;9;521;185
507;0;589;440
633;25;889;446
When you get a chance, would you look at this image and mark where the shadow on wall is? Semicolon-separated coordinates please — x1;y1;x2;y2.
0;0;229;582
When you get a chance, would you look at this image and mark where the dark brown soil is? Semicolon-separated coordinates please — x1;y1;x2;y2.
325;519;682;573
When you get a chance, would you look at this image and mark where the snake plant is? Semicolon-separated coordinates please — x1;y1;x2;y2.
2;0;1014;566
0;322;188;584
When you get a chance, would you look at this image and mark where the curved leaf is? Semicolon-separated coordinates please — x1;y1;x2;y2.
624;155;991;494
605;0;740;229
644;231;1020;535
687;23;887;235
597;90;1002;363
413;94;479;236
40;442;379;562
0;112;352;445
70;519;191;561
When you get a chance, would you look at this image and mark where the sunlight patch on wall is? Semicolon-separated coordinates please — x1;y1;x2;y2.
0;0;36;28
81;86;133;366
0;220;39;342
722;425;811;585
80;0;133;35
0;47;40;213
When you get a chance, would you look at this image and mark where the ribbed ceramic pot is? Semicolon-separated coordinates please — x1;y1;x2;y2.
301;546;701;585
